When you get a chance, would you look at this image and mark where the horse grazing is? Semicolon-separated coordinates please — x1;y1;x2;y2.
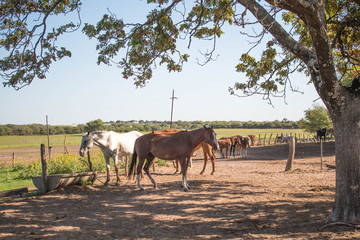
79;130;143;186
238;136;251;157
128;126;218;191
218;138;232;158
317;128;327;142
154;129;217;175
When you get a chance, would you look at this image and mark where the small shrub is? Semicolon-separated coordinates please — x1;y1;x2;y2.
77;179;93;186
155;158;169;167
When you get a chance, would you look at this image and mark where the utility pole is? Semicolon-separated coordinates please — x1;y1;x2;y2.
170;89;177;129
46;115;51;159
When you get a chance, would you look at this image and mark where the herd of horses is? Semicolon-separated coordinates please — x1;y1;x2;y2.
79;127;252;191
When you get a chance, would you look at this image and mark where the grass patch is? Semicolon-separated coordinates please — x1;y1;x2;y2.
0;134;82;149
0;167;33;191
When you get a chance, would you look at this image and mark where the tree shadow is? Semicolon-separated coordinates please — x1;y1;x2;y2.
0;177;349;240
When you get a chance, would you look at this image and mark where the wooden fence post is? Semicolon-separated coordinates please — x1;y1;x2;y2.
12;152;15;168
285;137;295;171
268;133;273;145
320;139;323;170
258;134;261;146
40;144;48;194
263;134;267;146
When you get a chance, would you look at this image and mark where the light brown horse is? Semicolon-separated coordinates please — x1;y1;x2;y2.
154;129;217;175
128;126;218;191
238;135;251;157
217;138;232;158
220;136;240;157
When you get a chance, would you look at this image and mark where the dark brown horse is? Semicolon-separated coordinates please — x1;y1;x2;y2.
128;126;218;191
154;129;217;175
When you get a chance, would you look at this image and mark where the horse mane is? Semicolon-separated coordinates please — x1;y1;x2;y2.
90;130;108;135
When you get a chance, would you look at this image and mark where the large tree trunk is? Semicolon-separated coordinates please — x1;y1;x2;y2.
238;0;360;224
328;90;360;224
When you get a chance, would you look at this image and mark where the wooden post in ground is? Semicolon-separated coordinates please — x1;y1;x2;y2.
46;115;51;159
268;133;273;145
124;157;128;177
285;137;295;171
263;134;267;146
40;144;48;194
12;152;15;168
320;139;323;170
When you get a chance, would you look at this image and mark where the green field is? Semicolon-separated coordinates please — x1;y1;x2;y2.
0;134;82;149
0;128;312;192
0;129;312;149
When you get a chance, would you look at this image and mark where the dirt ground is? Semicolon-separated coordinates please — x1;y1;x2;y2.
1;141;360;239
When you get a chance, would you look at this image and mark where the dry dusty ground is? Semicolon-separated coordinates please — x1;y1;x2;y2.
1;141;360;239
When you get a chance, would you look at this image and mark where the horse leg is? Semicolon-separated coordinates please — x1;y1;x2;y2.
113;154;121;186
136;157;146;191
200;152;208;175
180;157;190;191
209;152;215;175
144;154;157;189
188;157;193;168
173;160;180;174
104;156;111;186
220;149;225;158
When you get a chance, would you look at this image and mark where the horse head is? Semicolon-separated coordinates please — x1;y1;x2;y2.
79;132;94;157
203;126;218;150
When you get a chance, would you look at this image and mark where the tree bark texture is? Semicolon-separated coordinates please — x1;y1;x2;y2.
328;92;360;224
238;0;360;223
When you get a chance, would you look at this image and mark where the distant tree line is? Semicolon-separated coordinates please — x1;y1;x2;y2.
0;118;301;136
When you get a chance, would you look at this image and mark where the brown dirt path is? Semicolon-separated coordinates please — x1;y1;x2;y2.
1;142;359;239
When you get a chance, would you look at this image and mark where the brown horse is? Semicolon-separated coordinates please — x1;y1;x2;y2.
128;126;218;191
238;136;251;157
220;136;240;157
218;138;232;158
154;129;217;175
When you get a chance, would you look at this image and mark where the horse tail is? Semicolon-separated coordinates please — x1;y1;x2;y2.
128;148;137;180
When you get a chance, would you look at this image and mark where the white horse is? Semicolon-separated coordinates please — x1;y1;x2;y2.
79;130;143;186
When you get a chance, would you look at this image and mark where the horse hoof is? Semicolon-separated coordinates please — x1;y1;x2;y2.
183;188;189;192
200;172;204;175
139;188;145;191
211;172;215;175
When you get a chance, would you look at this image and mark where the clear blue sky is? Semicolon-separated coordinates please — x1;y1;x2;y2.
0;1;322;125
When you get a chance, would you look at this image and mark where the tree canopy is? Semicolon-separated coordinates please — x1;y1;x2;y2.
1;1;359;98
299;104;333;133
1;0;360;224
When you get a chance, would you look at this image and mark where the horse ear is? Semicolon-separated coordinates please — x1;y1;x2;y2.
87;131;90;136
